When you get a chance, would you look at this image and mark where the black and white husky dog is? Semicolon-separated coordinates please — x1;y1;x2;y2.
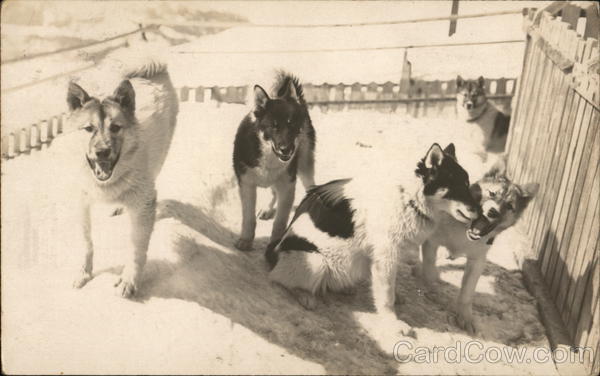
233;71;316;251
265;143;479;335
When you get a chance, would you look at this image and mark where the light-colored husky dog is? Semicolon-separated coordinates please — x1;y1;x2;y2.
68;51;178;298
456;76;510;153
266;143;479;334
419;158;538;335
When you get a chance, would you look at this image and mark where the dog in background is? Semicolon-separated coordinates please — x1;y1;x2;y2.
69;52;178;298
233;71;316;251
266;143;479;335
456;76;510;153
418;157;538;335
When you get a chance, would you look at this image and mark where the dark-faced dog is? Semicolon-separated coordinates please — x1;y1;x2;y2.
233;71;316;251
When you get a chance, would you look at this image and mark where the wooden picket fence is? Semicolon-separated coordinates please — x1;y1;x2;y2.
177;77;515;115
1;77;515;160
506;3;599;374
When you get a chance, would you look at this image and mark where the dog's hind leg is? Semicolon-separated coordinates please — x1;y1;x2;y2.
258;188;277;221
115;192;156;298
73;201;94;289
235;181;257;251
269;249;327;310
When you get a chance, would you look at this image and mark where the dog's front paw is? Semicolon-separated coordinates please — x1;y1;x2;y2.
72;271;93;289
110;207;125;216
258;208;276;220
451;306;480;336
379;310;416;338
114;274;138;298
235;238;254;251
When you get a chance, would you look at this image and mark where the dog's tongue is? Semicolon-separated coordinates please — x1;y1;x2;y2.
466;215;491;241
470;215;490;233
94;161;112;180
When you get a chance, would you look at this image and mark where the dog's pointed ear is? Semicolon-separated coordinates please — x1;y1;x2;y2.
67;82;90;111
456;75;464;88
282;79;298;101
469;183;482;202
113;80;135;115
485;156;507;177
254;85;269;111
477;76;485;89
520;183;539;198
443;143;456;159
424;143;444;169
517;182;540;207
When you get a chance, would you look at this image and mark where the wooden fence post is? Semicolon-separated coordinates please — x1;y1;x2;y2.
399;49;411;98
19;127;31;155
1;134;11;159
180;87;190;102
194;87;204;102
30;123;41;151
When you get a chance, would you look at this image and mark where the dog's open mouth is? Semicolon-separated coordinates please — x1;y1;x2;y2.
456;209;473;223
466;216;497;241
86;154;120;182
271;144;295;162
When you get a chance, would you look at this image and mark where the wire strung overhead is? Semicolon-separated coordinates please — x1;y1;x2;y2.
2;9;526;65
164;9;524;28
175;39;525;55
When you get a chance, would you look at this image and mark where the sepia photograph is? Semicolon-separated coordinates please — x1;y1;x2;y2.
1;0;598;374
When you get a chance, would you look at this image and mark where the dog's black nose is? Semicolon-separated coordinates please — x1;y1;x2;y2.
278;145;294;155
487;207;500;219
95;148;111;159
465;102;474;110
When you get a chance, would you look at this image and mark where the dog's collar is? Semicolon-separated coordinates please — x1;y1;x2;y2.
466;103;489;122
408;199;432;222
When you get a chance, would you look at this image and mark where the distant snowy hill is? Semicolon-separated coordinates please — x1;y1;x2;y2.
1;1;246;62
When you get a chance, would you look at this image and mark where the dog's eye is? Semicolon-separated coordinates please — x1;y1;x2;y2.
488;190;496;197
506;203;514;211
109;123;121;133
83;124;94;133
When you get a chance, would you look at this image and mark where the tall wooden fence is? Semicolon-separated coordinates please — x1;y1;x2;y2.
1;77;514;160
506;4;599;374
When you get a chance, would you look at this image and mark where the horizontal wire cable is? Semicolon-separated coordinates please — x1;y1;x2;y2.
175;39;525;55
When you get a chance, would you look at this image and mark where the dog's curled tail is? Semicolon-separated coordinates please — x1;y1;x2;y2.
265;241;280;270
106;45;169;80
273;70;307;106
124;58;168;80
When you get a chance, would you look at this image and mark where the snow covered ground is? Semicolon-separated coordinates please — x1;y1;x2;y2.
2;102;558;374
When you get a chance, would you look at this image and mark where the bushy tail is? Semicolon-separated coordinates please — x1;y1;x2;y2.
272;70;307;106
265;241;280;270
124;59;168;79
105;45;169;80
